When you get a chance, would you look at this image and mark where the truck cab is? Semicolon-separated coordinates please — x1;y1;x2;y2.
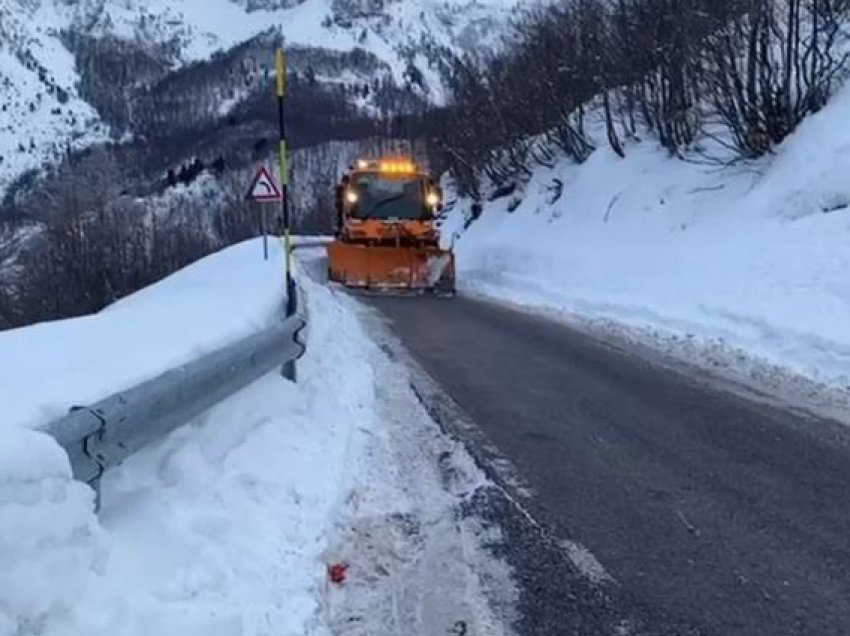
335;159;443;247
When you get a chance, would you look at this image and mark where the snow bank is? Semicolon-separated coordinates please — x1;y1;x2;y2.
448;85;850;388
0;239;287;432
0;428;103;635
0;243;379;635
54;274;375;636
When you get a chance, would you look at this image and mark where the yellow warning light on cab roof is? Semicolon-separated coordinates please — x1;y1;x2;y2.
379;160;416;174
354;158;418;174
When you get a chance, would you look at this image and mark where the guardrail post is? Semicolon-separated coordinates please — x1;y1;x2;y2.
282;283;300;382
282;356;297;382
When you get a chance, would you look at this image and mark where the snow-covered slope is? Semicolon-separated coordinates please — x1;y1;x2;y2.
0;0;517;194
0;1;109;195
446;83;850;391
60;0;515;69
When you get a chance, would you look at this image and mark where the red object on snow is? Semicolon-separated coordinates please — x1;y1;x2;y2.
328;563;348;585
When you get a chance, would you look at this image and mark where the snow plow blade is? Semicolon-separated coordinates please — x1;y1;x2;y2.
327;241;456;294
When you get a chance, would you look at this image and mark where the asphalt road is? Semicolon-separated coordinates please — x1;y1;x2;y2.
366;294;850;636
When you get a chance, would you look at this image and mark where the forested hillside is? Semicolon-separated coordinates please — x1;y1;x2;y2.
430;0;850;198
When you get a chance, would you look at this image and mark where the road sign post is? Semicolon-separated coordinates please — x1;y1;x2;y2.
261;207;268;260
245;165;283;261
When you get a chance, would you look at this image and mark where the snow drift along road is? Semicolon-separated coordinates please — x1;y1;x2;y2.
446;83;850;392
0;239;374;634
0;240;289;433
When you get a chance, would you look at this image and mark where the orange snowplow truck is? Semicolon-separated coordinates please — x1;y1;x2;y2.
327;158;456;295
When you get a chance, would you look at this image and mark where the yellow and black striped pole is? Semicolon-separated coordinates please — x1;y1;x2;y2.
275;48;296;316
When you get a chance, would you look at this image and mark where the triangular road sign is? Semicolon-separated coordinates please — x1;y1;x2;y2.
246;166;282;203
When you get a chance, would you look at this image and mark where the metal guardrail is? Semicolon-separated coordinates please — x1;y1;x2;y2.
291;237;334;250
40;312;306;500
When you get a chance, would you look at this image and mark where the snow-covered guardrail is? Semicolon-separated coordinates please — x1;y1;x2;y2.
40;312;306;502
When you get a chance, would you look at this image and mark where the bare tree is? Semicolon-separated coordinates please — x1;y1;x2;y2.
430;0;850;193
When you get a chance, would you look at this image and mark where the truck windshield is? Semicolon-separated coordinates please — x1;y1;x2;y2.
352;175;427;220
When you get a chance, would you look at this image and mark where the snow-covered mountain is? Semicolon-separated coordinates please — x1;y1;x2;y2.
0;0;518;195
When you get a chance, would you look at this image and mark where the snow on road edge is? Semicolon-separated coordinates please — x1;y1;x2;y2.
305;261;519;635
